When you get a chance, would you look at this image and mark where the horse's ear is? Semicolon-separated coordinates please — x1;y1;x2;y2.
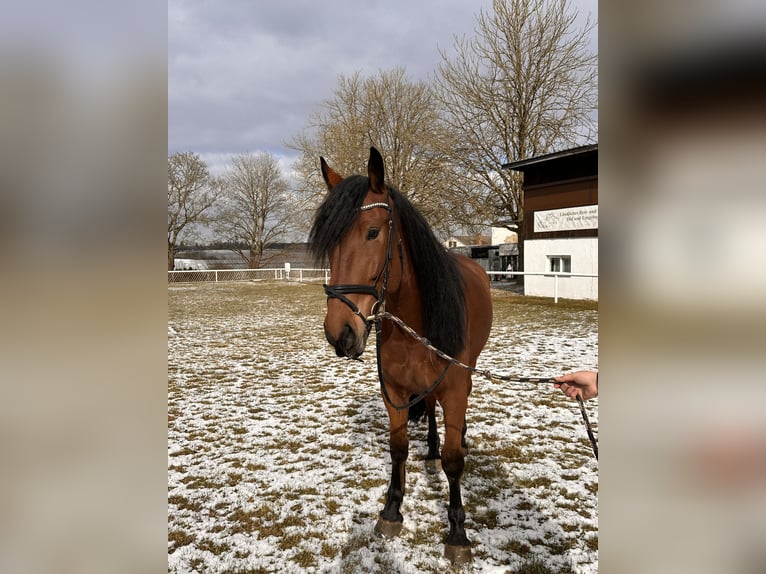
367;147;385;195
320;157;343;190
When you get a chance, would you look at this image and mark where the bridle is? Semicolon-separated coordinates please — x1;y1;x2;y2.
322;198;394;327
321;195;455;413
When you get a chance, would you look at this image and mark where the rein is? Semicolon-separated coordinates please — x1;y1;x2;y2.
322;197;598;461
369;310;599;461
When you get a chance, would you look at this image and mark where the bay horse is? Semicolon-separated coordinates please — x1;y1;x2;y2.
308;147;493;563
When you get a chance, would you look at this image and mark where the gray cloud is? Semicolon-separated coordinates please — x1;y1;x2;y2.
169;0;597;172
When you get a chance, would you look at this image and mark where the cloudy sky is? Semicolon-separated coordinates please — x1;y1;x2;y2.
169;0;597;177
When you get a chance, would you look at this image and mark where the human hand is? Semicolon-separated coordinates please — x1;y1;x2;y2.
554;370;598;400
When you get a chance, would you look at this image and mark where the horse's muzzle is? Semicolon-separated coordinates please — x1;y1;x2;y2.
324;321;368;359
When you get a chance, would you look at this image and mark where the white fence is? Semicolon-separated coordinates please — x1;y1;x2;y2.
168;268;330;284
487;271;598;303
168;268;597;303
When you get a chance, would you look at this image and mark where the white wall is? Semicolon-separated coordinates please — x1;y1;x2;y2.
491;226;518;245
524;237;598;300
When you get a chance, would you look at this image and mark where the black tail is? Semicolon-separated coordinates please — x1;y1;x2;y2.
407;396;427;423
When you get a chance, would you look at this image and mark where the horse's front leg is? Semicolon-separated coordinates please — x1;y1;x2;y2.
374;394;409;538
441;395;472;564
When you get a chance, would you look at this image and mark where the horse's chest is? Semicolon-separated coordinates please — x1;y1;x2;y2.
380;343;439;391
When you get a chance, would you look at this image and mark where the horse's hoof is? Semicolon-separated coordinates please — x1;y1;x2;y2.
425;458;442;473
444;544;472;565
374;518;403;538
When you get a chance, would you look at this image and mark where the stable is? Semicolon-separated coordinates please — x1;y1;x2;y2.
503;144;598;301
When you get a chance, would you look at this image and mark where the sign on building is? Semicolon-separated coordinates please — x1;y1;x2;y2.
534;205;598;232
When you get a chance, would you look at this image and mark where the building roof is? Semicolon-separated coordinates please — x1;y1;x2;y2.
501;143;598;171
501;144;598;188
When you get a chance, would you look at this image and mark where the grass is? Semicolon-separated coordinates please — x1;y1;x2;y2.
197;538;230;555
515;476;554;489
168;281;598;573
168;494;202;512
180;474;221;489
168;529;195;550
514;555;575;574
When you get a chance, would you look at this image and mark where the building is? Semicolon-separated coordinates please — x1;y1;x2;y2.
445;230;519;282
491;226;519;275
173;258;209;271
503;144;598;300
445;234;491;249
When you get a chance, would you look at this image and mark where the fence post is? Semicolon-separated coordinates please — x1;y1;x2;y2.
554;274;558;303
215;270;218;283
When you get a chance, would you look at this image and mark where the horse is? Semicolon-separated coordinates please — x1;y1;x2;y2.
308;147;493;564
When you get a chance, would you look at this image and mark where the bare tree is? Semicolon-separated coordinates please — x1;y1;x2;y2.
288;68;467;237
215;152;295;269
434;0;597;231
167;152;217;270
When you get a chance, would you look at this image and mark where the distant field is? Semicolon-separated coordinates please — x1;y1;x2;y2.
168;282;598;573
174;247;314;269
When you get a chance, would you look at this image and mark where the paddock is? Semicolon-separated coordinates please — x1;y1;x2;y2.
168;282;598;573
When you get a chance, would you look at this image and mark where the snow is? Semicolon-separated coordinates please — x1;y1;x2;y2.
168;282;598;573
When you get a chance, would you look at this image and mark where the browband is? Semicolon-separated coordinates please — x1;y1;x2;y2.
360;202;390;211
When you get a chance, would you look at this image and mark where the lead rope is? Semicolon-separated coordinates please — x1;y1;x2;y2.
370;310;599;461
576;395;598;460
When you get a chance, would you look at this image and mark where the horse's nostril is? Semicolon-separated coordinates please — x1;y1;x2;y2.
339;324;357;357
325;323;363;358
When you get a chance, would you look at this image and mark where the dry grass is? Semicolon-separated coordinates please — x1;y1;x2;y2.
168;282;598;573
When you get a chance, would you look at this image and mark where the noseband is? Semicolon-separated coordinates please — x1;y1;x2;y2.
323;199;394;325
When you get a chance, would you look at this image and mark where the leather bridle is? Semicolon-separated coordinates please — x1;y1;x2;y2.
322;194;456;413
322;198;394;326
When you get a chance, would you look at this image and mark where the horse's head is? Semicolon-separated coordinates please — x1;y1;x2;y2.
312;147;394;359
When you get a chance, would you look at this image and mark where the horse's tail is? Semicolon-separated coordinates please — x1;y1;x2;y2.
407;396;427;423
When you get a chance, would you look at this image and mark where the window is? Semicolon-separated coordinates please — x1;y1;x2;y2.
549;255;571;273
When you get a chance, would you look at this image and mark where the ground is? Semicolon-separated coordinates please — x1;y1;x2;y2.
168;282;598;573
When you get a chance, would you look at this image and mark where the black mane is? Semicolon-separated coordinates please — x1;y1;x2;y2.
308;176;466;357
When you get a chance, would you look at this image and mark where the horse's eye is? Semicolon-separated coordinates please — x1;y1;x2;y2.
366;228;380;240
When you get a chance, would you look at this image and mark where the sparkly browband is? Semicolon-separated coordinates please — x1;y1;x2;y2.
360;202;390;211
